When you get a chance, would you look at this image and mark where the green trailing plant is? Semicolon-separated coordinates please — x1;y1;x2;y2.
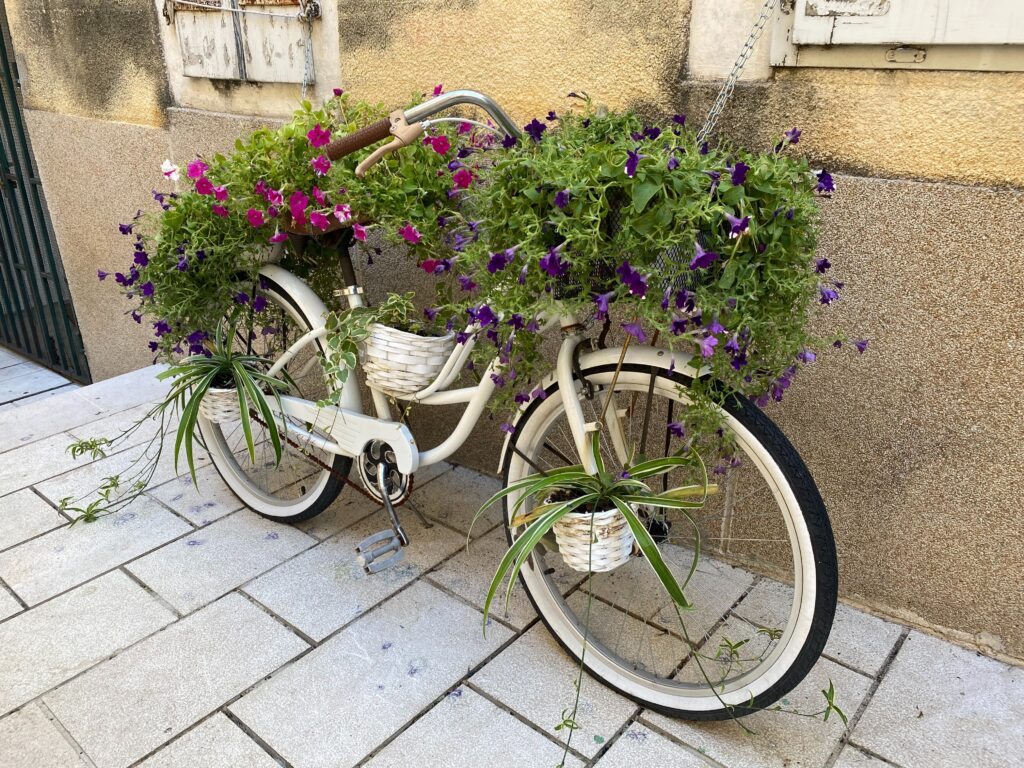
61;322;290;521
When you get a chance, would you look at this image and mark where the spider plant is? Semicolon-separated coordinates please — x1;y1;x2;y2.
473;433;715;627
157;322;293;483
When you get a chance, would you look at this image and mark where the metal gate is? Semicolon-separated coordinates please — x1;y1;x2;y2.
0;3;90;382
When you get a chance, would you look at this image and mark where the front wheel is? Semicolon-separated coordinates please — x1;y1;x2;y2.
502;360;837;719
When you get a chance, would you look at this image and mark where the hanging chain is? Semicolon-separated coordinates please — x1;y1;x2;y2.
297;0;318;99
697;0;779;143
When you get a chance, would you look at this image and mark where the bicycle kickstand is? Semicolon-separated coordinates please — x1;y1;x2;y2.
355;463;411;574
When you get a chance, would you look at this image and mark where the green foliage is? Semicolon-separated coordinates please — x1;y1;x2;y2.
472;432;712;630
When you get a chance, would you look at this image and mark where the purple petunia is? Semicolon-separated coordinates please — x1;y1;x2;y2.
667;156;680;171
593;291;614;320
625;149;644;178
816;169;835;193
672;114;686;126
725;213;750;237
457;275;478;292
689;242;718;270
730;161;749;186
854;339;869;353
706;317;725;335
819;287;839;305
815;258;831;274
501;133;518;149
140;282;154;297
153;319;171;336
97;270;109;281
670;317;687;336
539;247;569;278
785;127;801;144
615;260;648;298
621;321;647;343
531;386;547;401
234;291;250;305
487;248;516;274
698;335;718;358
797;350;817;363
118;223;133;235
553;189;571;209
471;304;498;327
667;422;685;439
524;119;547;142
252;295;267;313
643;126;661;140
500;422;516;434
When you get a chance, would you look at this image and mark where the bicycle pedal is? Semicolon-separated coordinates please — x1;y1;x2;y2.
355;529;405;574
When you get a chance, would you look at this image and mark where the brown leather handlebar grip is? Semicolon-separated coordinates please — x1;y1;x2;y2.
325;118;392;161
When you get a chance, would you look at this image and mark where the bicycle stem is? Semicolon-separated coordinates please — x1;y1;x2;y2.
404;89;522;138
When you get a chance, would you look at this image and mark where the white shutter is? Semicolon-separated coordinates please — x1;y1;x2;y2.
791;0;1024;46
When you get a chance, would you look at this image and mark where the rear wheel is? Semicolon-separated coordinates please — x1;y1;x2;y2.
198;272;350;522
502;360;837;719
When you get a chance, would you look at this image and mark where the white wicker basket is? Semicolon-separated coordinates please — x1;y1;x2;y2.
552;507;635;573
361;323;455;398
198;387;240;424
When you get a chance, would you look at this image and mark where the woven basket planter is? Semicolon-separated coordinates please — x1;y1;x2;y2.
197;387;240;424
361;323;455;398
552;507;635;573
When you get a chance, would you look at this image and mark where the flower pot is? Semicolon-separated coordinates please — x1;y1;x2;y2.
552;507;635;573
198;387;241;424
360;323;455;398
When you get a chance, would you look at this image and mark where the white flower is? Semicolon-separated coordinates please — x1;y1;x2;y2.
161;159;180;182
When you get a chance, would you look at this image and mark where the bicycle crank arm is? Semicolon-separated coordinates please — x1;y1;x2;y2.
275;396;419;474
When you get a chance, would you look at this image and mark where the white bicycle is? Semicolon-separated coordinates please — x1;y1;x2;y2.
198;90;838;720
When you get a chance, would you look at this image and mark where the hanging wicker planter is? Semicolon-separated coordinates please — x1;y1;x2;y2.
361;323;455;398
198;387;241;424
552;506;635;573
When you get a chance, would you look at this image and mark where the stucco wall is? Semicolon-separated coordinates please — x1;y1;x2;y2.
7;0;1024;660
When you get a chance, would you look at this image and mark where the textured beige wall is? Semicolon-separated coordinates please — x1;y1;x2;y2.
24;110;171;379
5;0;170;126
674;70;1024;188
336;0;692;118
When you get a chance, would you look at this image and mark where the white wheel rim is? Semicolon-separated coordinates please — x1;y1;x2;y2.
198;284;336;519
507;369;817;711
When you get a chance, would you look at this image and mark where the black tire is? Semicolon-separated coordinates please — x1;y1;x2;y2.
201;271;351;524
501;362;838;720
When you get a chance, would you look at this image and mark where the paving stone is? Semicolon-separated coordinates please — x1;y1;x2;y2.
0;497;192;605
0;488;66;551
230;581;512;768
411;459;453;486
0;391;105;454
0;383;78;409
427;526;538;629
0;588;21;621
33;439;210;509
734;579;904;677
0;703;88;768
643;657;873;768
410;465;503;536
0;570;176;715
145;464;245;525
472;624;638;758
0;361;37;384
855;631;1024;768
833;745;892;767
127;510;317;613
44;593;308;768
0;367;70;402
243;513;463;641
595;723;713;767
137;713;278;768
0;432;89;497
0;347;27;369
293;486;381;540
72;365;169;413
364;686;584;768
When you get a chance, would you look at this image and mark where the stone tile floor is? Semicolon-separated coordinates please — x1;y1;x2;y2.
0;347;77;410
0;363;1022;768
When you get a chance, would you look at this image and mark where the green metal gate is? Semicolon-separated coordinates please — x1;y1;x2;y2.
0;3;90;383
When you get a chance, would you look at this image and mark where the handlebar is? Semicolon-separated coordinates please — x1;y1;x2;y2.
325;89;521;167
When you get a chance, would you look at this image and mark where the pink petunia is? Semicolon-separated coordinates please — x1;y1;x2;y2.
307;123;331;148
333;87;344;96
430;135;450;155
311;155;331;176
269;230;288;243
266;188;284;207
452;168;473;189
458;122;472;135
432;84;444;96
399;223;421;244
212;204;229;218
195;177;215;196
213;185;229;202
247;208;265;227
312;185;326;205
352;223;367;241
187;159;209;179
288;190;309;221
334;203;352;223
310;211;331;231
